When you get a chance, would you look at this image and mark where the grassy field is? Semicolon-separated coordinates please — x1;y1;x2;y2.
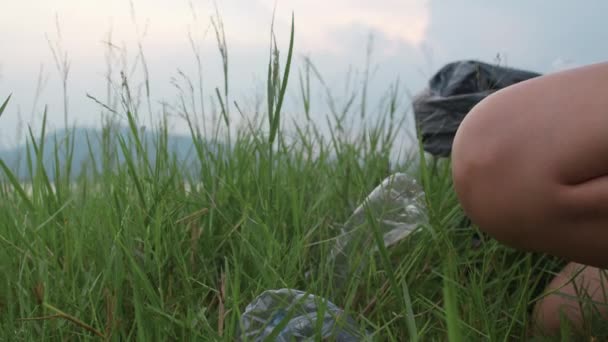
0;16;605;341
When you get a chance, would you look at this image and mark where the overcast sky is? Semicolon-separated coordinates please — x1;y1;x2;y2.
1;0;608;148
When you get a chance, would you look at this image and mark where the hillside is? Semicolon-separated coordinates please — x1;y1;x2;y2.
0;127;204;180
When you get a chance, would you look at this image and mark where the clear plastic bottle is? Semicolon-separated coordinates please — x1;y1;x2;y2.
331;172;427;287
238;289;366;341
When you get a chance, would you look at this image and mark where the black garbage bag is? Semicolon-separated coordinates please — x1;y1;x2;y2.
413;60;541;157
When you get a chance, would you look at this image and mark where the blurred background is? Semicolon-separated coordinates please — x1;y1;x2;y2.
1;0;608;149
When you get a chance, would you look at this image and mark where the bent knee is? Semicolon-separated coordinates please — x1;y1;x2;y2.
451;92;559;247
452;93;516;220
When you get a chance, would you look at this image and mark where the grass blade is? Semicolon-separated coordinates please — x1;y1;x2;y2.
269;13;295;146
0;94;11;117
444;252;463;342
0;159;35;211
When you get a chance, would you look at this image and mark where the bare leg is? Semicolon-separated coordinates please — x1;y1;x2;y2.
452;62;608;268
451;62;608;333
533;263;608;335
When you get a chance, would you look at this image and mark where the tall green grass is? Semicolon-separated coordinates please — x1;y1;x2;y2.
0;13;605;341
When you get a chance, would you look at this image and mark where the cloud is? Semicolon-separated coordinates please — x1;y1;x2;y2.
422;0;608;73
255;0;431;53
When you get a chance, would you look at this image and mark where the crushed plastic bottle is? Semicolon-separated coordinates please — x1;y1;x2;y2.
331;172;427;286
238;289;367;341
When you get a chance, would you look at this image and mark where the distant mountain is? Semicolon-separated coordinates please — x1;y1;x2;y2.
0;127;210;180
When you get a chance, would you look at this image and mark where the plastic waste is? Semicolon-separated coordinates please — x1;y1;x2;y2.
239;173;426;340
413;60;541;157
238;289;367;341
331;172;427;286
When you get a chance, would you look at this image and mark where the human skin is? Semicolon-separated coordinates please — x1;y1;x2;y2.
533;262;608;335
450;62;608;333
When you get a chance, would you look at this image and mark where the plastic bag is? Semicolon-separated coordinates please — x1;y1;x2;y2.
413;60;541;157
239;289;367;341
